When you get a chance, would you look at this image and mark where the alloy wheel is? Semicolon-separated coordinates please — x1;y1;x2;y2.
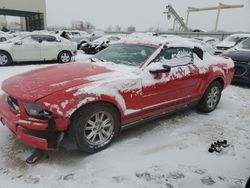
84;111;115;146
0;54;9;65
207;86;220;109
60;52;71;63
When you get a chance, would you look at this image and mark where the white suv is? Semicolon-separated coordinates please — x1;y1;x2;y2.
0;34;77;66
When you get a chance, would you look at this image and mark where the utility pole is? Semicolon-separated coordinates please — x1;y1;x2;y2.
187;3;244;31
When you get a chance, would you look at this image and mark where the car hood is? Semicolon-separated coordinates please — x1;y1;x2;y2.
223;49;250;63
2;62;113;102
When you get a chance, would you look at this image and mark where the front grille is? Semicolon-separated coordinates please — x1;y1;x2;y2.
7;96;20;113
234;64;247;76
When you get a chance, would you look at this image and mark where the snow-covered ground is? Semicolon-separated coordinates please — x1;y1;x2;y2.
0;52;249;188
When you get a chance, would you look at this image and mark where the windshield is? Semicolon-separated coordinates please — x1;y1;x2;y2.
94;44;156;66
236;38;250;50
225;35;243;43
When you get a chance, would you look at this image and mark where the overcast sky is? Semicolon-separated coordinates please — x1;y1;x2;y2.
46;0;250;32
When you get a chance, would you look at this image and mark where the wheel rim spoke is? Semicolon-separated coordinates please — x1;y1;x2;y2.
87;120;96;127
98;132;104;141
87;131;95;140
102;129;110;137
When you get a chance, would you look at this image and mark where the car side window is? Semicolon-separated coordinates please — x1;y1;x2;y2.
153;47;193;66
108;36;120;41
23;35;40;43
43;35;57;42
239;38;250;50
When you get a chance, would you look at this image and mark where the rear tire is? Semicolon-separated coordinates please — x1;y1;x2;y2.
58;51;72;63
198;81;222;113
69;103;120;154
0;51;12;66
0;37;7;42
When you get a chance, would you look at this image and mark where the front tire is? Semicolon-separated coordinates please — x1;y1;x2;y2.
198;81;222;113
0;51;12;66
58;51;72;63
69;103;120;153
0;37;7;42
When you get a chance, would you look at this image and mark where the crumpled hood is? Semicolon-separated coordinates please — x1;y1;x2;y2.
2;62;112;102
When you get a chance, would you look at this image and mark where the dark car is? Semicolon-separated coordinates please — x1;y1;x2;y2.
222;38;250;85
80;35;123;54
215;34;250;55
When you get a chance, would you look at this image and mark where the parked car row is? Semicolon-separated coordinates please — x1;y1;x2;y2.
1;30;250;85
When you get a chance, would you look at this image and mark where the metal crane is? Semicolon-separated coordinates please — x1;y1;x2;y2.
163;5;189;32
186;3;244;31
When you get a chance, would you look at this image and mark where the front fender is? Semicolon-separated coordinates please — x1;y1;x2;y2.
37;88;125;120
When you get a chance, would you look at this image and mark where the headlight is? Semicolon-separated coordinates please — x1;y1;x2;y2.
23;102;52;119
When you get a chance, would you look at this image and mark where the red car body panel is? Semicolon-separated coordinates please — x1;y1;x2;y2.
2;63;112;102
0;42;235;151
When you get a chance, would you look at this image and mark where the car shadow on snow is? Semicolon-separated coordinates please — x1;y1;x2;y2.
48;107;196;164
3;106;197;166
231;82;250;89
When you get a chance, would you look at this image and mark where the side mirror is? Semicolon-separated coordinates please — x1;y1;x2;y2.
14;40;22;45
149;64;171;74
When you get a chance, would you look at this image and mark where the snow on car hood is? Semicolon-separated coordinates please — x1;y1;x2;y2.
216;41;236;48
2;62;113;102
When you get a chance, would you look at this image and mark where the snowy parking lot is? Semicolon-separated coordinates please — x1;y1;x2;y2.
0;52;249;188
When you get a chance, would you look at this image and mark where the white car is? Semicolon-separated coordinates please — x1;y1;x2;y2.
215;34;250;55
0;31;12;42
0;34;77;66
55;30;105;49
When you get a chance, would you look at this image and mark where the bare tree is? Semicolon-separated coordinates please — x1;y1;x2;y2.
85;21;95;31
107;25;112;32
127;25;136;33
114;25;122;32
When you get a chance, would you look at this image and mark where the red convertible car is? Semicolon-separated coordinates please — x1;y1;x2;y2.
0;37;234;153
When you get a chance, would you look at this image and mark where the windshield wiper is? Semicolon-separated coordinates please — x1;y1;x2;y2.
90;58;97;62
90;57;105;62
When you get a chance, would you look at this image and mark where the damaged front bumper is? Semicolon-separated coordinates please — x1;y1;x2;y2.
0;94;64;151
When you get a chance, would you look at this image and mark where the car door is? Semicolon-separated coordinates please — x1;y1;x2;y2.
140;47;201;109
40;35;60;61
12;35;41;61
